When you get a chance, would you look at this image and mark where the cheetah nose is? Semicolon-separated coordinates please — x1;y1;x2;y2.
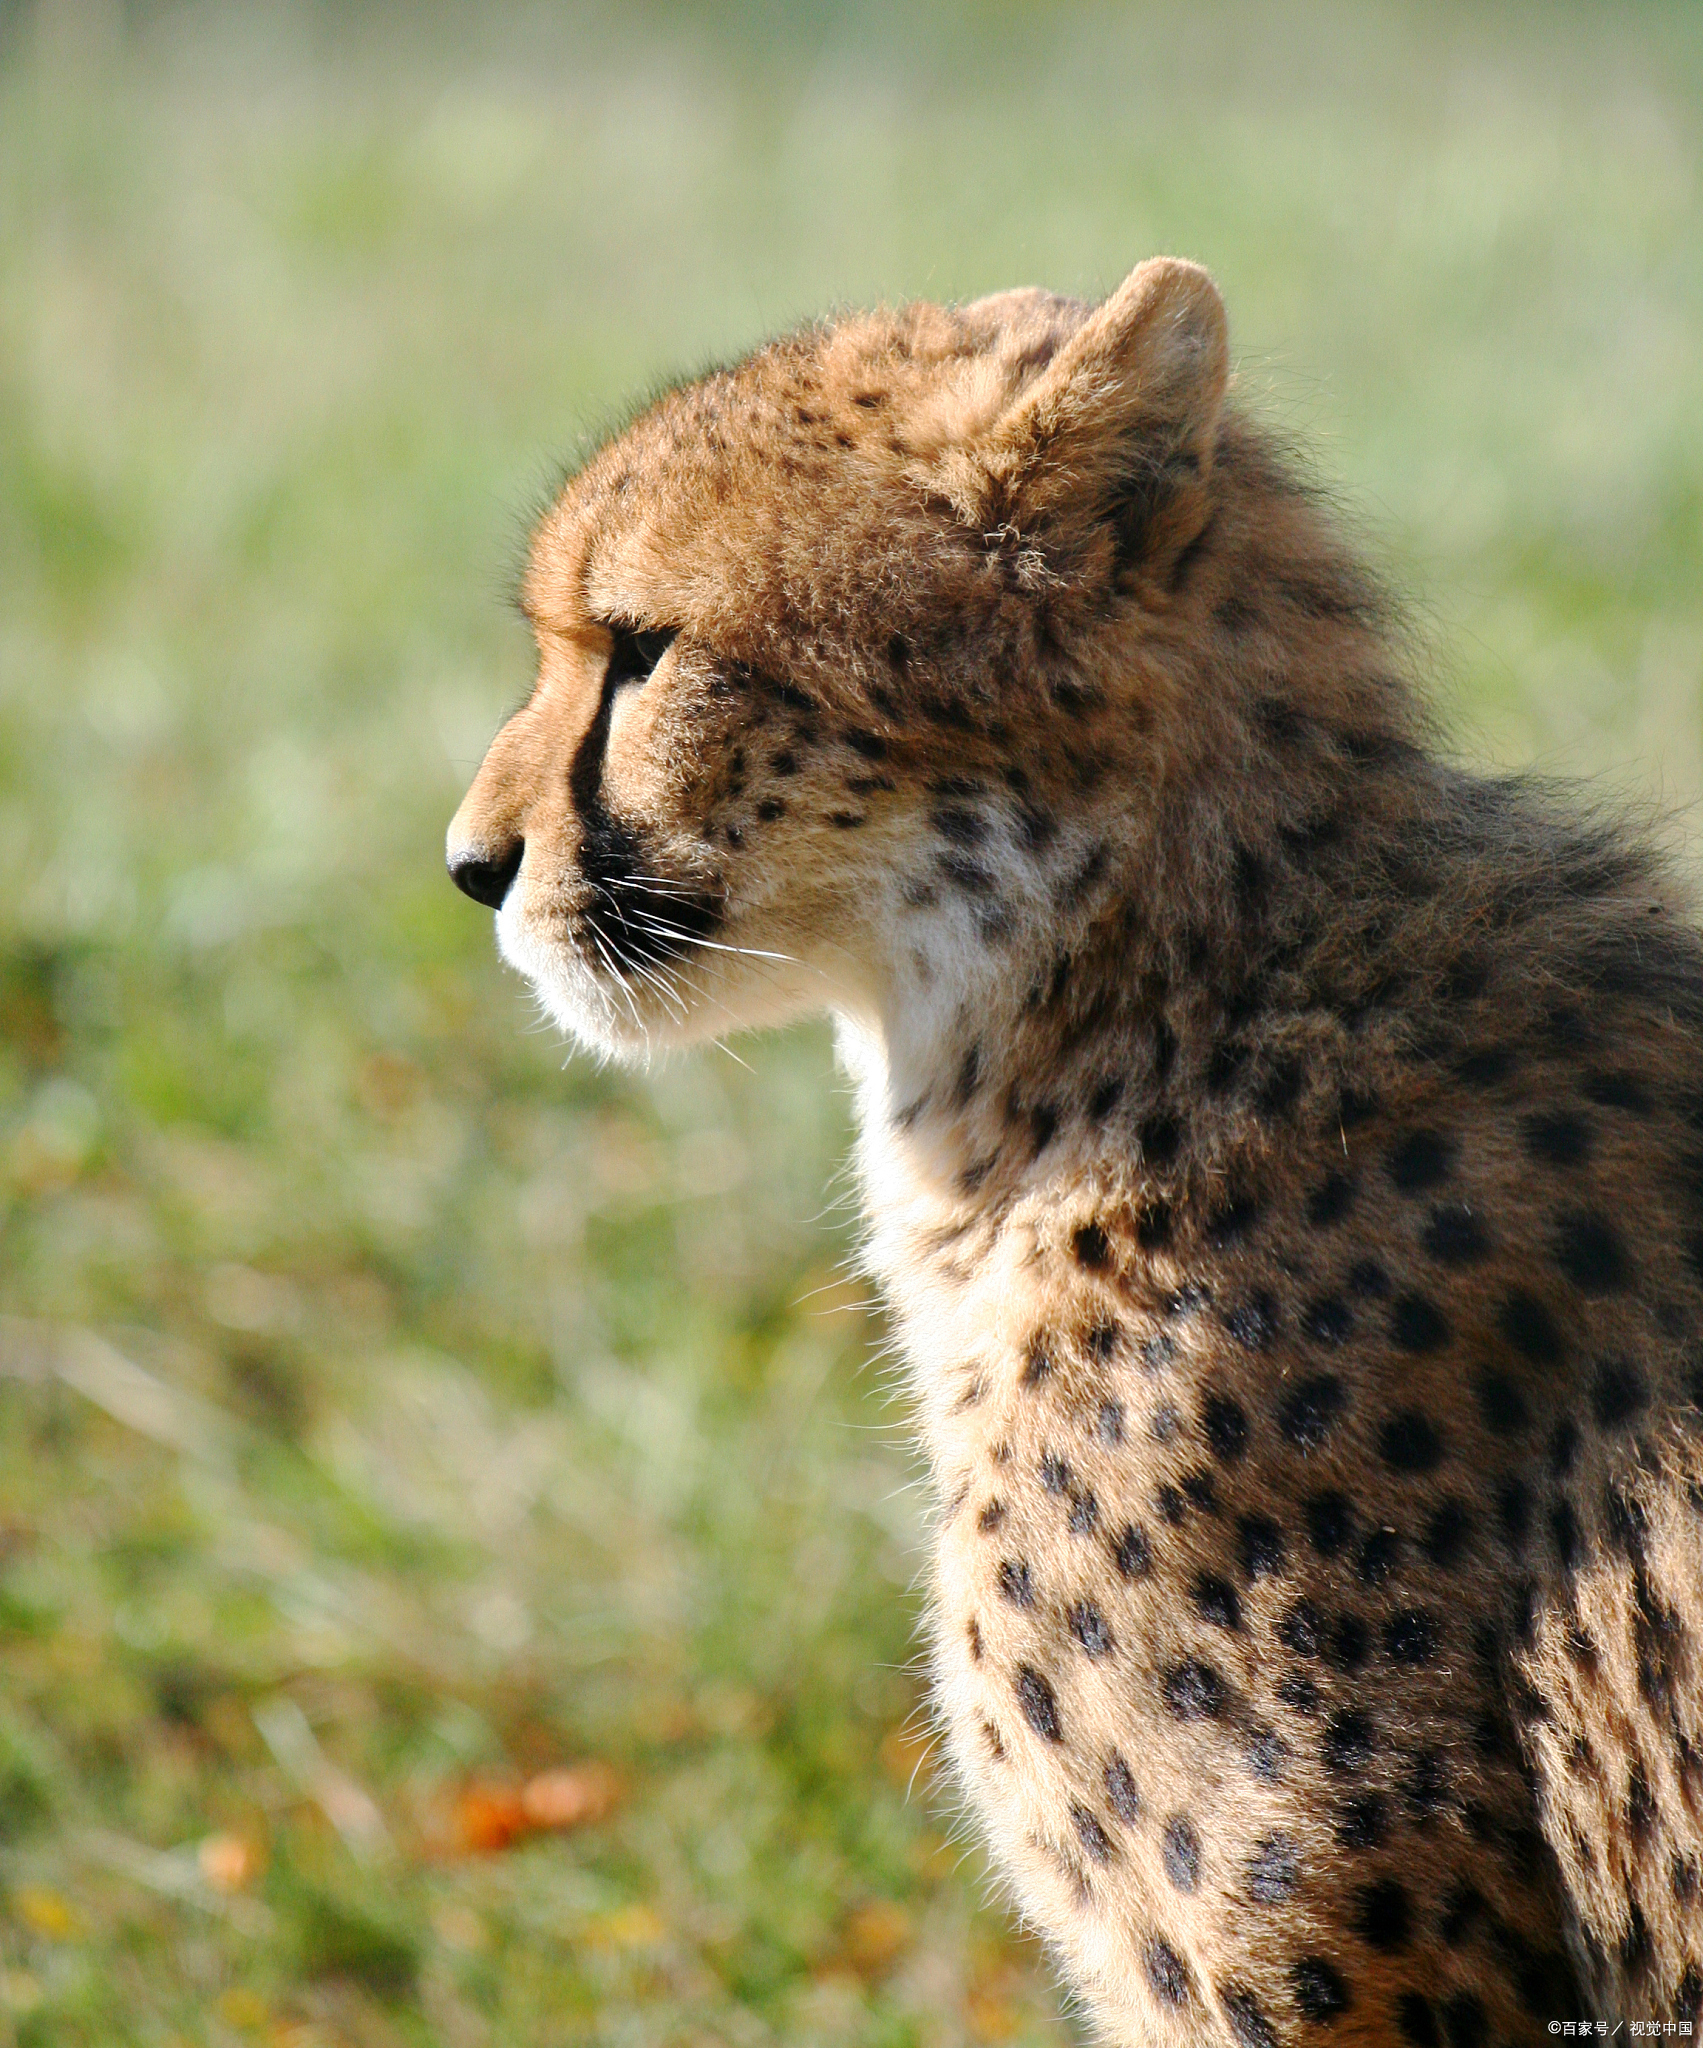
448;837;523;909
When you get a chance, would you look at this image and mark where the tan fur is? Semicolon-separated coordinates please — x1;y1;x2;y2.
449;259;1703;2042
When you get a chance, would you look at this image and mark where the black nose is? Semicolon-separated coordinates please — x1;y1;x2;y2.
448;839;523;908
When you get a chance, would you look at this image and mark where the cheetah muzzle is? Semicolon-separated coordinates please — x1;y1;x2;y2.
449;258;1703;2042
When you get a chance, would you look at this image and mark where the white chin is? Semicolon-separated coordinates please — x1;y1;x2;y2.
495;901;702;1063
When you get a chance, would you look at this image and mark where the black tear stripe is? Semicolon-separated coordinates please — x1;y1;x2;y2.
568;671;723;972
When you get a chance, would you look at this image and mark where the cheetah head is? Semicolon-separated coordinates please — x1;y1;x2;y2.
447;257;1228;1061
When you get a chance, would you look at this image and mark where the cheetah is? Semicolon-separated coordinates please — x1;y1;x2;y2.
447;258;1703;2041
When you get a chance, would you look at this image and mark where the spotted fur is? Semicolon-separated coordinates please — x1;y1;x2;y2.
449;259;1703;2042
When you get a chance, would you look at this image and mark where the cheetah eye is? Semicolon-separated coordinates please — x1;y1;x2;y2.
604;623;678;692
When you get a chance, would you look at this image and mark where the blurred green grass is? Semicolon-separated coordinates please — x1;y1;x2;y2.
0;1;1700;2041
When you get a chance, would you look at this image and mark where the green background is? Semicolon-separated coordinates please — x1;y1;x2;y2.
1;1;1700;2041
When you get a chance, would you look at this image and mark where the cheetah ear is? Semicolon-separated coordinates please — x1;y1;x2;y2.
976;257;1228;571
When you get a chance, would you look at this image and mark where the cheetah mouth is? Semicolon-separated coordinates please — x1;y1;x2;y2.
569;823;725;981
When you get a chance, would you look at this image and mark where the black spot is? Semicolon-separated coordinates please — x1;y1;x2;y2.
1105;1755;1141;1826
828;811;865;829
1584;1069;1651;1114
931;803;986;846
1162;1815;1200;1892
1097;1400;1124;1445
1256;1057;1307;1119
1422;1499;1473;1568
1338;1087;1380;1129
1156;1484;1187;1525
1475;1371;1530;1437
1206;1192;1260;1245
1071;1221;1110;1270
1323;1709;1375;1774
1553;1211;1629;1294
1040;1452;1071;1494
1335;1794;1386;1849
1086;1319;1120;1362
1239;1513;1286;1580
1388;1131;1454;1192
1181;1469;1217;1513
1442;1994;1485;2048
1497;1476;1531;1544
938;851;995;895
1222;1986;1277;2048
1206;1040;1247;1092
1605;1480;1648;1555
1162;1659;1227;1720
1278;1673;1320;1719
1385;1610;1440;1665
1627;1758;1658;1841
1390;1295;1450;1353
1523;1110;1591;1164
1423;1202;1488;1264
1193;1574;1241;1631
1137;1204;1171;1249
1203;1391;1251;1459
953;1042;981;1105
1380;1410;1445;1472
977;1499;1006;1533
1280;1374;1347;1450
1139;1110;1180;1162
1404;1748;1447;1815
1015;804;1056;852
1281;1600;1324;1658
998;1560;1034;1608
1113;1523;1152;1579
1677;1963;1702;2023
1069;1600;1114;1658
1245;1724;1289;1781
1356;1528;1401;1586
756;798;785;821
1550;1418;1579;1473
1349;1259;1390;1299
1021;1334;1053;1387
1590;1357;1647;1429
1246;1834;1298;1903
1292;1957;1350;2021
1069;1489;1099;1535
1224;1296;1276;1351
1144;1937;1191;2006
1070;1802;1112;1864
1014;1665;1061;1742
1550;1498;1582;1568
1143;1332;1177;1371
1326;1613;1370;1671
1500;1289;1563;1363
1396;1994;1439;2048
1307;1173;1355;1226
1087;1075;1123;1121
1301;1296;1352;1345
1455;1047;1512;1087
843;727;887;760
1306;1492;1355;1556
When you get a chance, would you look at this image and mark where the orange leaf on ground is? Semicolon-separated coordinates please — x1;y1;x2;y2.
840;1898;912;1979
452;1781;529;1854
520;1762;620;1830
443;1762;620;1856
198;1832;265;1892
